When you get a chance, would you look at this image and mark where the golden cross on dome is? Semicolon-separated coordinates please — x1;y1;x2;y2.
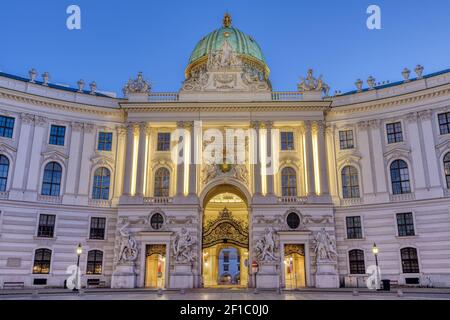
223;13;232;27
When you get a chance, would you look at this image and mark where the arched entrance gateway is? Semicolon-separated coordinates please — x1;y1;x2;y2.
201;183;250;288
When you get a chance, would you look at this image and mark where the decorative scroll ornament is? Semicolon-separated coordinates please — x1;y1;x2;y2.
173;228;197;263
298;69;330;97
202;208;249;249
313;228;338;263
118;221;138;263
255;227;278;262
202;164;248;185
146;244;166;257
284;244;305;256
123;72;151;96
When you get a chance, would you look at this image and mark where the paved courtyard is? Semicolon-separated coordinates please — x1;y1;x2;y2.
1;288;450;300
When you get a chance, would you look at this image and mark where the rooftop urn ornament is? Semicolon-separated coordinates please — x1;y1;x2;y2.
415;64;424;79
89;81;97;95
77;79;85;93
223;13;232;28
42;72;50;86
28;69;37;83
123;72;151;97
367;76;376;90
355;79;363;92
402;68;411;82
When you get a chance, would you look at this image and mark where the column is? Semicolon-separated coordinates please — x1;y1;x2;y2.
135;122;148;197
176;121;186;197
77;124;96;197
25;116;47;194
316;121;330;196
188;121;198;196
356;121;375;195
406;113;427;190
251;121;262;195
122;123;136;196
325;125;338;198
418;110;441;188
265;121;274;196
114;126;127;198
11;113;34;192
369;120;388;194
304;121;316;196
65;122;84;195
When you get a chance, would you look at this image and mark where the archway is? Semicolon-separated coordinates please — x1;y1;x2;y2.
201;184;249;288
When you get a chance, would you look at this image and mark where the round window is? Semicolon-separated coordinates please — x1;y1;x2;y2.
286;212;300;229
150;213;164;230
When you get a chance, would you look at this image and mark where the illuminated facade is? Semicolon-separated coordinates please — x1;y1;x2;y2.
1;14;450;289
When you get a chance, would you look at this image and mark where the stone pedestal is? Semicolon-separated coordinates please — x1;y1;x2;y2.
111;263;136;289
315;261;339;288
256;262;280;289
169;263;194;289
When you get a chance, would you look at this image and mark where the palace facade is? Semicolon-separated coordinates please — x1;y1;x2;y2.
1;14;450;290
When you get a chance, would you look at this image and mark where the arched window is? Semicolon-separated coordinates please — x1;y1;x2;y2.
150;213;164;230
0;155;10;192
281;167;297;197
86;250;103;275
390;160;411;195
33;248;52;274
92;167;111;200
286;212;300;229
444;153;450;189
401;247;420;273
349;249;365;275
154;168;170;197
341;166;360;198
41;162;62;196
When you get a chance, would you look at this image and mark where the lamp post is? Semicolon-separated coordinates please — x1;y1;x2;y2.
372;243;380;290
73;243;82;292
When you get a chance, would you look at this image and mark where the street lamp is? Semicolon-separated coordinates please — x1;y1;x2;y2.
372;243;380;289
73;243;82;292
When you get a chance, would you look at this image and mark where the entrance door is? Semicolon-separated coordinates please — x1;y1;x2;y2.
145;245;166;289
283;244;306;289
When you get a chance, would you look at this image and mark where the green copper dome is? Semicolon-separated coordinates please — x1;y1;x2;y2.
186;14;269;78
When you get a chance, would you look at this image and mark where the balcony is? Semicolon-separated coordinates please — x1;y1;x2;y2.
278;196;307;204
271;91;302;101
390;193;416;202
144;197;173;205
37;195;63;204
88;199;112;208
340;198;363;206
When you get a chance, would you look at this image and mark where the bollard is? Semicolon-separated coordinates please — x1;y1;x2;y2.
157;289;163;296
352;290;359;296
397;289;403;297
31;290;39;299
180;289;185;294
254;288;259;294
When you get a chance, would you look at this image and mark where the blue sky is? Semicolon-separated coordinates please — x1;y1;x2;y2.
0;0;449;95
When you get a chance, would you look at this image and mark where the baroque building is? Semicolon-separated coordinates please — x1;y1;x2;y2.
1;14;450;289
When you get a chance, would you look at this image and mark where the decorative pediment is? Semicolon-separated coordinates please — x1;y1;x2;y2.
91;154;115;168
384;146;411;162
151;159;173;171
0;142;17;159
337;152;362;167
435;137;450;156
41;150;69;164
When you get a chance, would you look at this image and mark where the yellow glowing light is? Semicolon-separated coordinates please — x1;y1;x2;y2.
143;135;149;196
184;130;190;196
312;131;321;195
303;135;309;194
131;134;139;196
260;129;267;195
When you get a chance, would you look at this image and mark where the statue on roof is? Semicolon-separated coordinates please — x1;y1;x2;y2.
123;72;151;96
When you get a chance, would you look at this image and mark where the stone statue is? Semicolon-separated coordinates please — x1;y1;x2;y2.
118;221;138;263
313;228;337;262
173;228;197;263
255;227;277;262
123;72;151;96
298;69;329;96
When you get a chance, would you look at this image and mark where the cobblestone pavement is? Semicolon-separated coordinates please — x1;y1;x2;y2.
1;288;450;300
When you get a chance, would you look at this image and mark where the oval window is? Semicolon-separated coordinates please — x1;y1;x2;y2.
150;213;164;230
286;212;300;229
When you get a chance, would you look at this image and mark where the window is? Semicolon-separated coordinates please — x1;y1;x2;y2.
401;247;420;273
444;152;450;189
223;251;230;263
49;125;66;146
86;250;103;275
33;249;52;274
0;116;15;138
223;264;229;272
89;217;106;240
349;249;365;275
390;160;411;195
37;214;56;238
0;155;9;192
150;213;164;230
438;112;450;135
97;132;113;151
41;162;62;196
281;167;297;197
280;132;294;151
346;216;363;239
154;168;170;197
157;132;171;151
386;122;403;144
397;213;415;237
339;130;354;149
341;166;360;198
286;212;300;229
92;167;110;200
